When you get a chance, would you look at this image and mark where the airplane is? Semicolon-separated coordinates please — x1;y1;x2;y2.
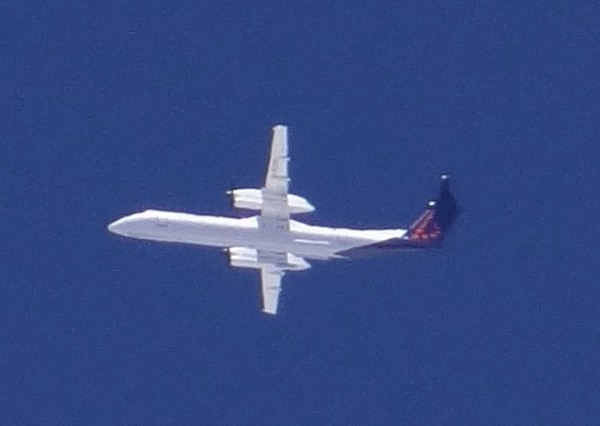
108;125;460;315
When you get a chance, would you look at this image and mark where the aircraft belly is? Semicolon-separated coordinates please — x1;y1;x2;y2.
129;218;257;248
126;215;391;259
174;224;258;248
282;228;381;259
183;226;338;258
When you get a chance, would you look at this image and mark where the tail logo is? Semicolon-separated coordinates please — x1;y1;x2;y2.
407;207;442;241
405;174;460;244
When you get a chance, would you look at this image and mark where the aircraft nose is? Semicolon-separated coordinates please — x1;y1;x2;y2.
107;217;128;235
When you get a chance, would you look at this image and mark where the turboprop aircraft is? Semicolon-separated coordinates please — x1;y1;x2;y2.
108;125;460;315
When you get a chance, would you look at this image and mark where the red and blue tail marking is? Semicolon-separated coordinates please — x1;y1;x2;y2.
340;174;461;256
405;174;460;245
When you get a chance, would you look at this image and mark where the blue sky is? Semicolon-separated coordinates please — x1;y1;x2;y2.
2;2;600;425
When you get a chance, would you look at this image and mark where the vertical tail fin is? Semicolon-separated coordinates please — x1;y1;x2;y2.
406;174;460;243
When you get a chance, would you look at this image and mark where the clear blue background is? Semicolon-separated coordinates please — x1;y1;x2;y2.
2;2;599;425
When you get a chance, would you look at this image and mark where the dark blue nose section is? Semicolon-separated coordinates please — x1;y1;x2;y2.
406;174;460;243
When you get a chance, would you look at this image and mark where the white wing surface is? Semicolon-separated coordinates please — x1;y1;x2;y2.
253;126;312;314
264;125;289;195
257;249;309;315
227;247;310;314
260;125;291;232
260;267;284;315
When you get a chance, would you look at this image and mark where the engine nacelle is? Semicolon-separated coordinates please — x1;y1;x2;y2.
229;188;315;214
227;247;310;271
228;247;260;269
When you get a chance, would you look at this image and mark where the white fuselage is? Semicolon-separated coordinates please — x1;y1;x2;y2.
108;210;408;260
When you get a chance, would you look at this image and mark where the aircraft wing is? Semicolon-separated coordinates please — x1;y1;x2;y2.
258;249;303;315
227;246;310;315
260;125;291;231
264;125;290;196
260;267;284;315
